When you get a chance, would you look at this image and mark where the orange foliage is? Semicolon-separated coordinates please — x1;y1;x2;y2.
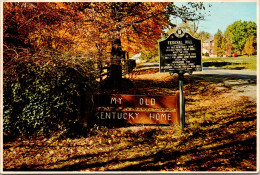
4;2;169;61
4;2;207;63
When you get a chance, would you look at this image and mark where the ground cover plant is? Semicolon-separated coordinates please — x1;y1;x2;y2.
3;68;256;171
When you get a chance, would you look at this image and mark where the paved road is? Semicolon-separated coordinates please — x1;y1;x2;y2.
193;67;257;77
188;68;257;104
191;68;257;102
139;63;257;77
138;63;258;102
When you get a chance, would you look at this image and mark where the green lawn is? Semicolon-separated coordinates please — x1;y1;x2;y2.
202;55;257;71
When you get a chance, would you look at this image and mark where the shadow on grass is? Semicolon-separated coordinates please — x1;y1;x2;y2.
203;62;232;67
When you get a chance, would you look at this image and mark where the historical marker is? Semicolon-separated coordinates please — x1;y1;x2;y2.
159;28;202;74
159;28;202;130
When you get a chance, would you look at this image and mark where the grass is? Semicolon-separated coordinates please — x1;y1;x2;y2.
202;55;257;71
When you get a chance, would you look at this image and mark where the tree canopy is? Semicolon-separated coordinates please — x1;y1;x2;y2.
4;2;207;61
3;2;209;138
224;20;256;54
214;29;227;56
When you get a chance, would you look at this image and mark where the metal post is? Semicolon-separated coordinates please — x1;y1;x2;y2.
178;72;185;130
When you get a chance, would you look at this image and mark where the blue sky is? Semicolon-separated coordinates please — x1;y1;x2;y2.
174;2;257;35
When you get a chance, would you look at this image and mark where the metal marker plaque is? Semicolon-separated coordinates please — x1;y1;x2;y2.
159;28;202;73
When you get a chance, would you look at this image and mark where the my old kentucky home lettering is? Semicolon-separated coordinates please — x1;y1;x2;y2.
97;111;172;122
110;96;156;106
95;93;182;125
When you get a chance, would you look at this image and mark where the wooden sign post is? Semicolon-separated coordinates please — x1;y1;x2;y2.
159;28;202;130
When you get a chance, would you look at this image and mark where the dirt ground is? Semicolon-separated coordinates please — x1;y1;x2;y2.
2;68;257;172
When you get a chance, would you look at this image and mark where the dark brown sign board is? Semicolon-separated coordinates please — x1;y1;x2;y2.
96;92;183;125
96;94;177;108
96;111;178;125
159;28;202;74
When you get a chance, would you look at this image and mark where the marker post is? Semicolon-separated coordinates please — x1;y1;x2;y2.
178;72;185;130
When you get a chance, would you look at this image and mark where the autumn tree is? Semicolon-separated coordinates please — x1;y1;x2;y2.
3;2;100;138
166;20;211;44
197;31;211;42
224;20;256;54
3;2;209;137
242;36;256;56
4;2;208;82
96;2;208;83
214;29;226;56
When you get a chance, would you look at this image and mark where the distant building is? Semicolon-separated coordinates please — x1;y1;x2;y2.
202;37;216;57
202;37;232;57
130;53;141;63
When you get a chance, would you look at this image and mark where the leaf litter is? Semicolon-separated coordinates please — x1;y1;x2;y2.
3;68;256;171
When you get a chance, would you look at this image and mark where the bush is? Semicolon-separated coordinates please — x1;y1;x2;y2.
3;52;98;140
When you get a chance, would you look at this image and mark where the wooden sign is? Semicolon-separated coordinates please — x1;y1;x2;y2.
159;28;202;74
96;111;178;125
95;92;183;125
96;94;177;108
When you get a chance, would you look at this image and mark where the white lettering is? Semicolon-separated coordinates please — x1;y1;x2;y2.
149;113;154;120
168;41;182;45
148;113;172;121
156;113;160;120
139;98;144;105
100;112;105;119
185;40;193;44
98;112;172;121
139;98;156;106
161;113;166;120
106;112;111;119
112;112;116;119
118;98;122;104
135;113;139;119
110;97;117;104
129;113;134;120
168;113;171;120
123;113;128;119
145;98;149;105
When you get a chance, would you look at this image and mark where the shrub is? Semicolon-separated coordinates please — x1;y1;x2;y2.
3;52;98;140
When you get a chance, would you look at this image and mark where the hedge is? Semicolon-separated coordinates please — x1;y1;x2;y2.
3;53;98;140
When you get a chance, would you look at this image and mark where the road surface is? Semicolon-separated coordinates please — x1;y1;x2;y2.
191;68;257;102
138;63;257;102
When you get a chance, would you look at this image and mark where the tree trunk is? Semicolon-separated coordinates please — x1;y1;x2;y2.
110;38;124;87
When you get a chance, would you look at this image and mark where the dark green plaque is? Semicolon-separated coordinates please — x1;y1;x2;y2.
159;28;202;74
